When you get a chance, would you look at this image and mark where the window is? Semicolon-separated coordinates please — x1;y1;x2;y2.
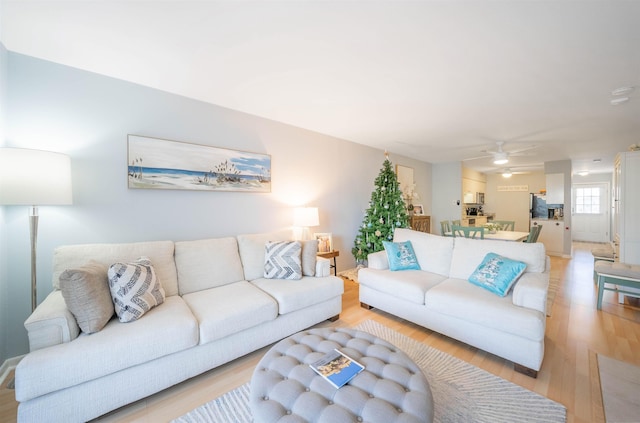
575;187;601;214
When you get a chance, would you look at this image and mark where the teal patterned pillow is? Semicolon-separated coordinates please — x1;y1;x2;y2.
383;241;421;271
468;252;527;296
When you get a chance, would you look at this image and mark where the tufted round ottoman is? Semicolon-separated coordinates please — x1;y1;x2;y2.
250;327;433;423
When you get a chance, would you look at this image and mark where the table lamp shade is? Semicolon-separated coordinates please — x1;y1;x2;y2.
293;207;319;227
0;148;73;205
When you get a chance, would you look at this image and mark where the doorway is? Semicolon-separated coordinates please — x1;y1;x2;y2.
572;182;610;242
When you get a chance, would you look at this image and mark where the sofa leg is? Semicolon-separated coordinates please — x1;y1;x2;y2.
327;314;340;322
514;363;538;378
360;302;373;310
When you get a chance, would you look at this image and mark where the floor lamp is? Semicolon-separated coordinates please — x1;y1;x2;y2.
0;148;73;312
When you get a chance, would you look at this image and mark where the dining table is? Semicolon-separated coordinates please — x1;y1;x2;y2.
445;230;530;242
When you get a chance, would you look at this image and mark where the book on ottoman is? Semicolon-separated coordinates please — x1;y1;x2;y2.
310;349;365;389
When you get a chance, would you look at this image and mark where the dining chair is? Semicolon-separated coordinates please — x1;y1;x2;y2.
492;220;515;231
525;225;542;243
440;220;452;236
451;224;485;239
452;219;461;226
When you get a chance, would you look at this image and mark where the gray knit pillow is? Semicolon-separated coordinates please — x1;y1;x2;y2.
264;241;302;280
301;240;318;276
59;261;114;333
108;257;165;323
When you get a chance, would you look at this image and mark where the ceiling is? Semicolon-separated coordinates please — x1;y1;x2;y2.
2;1;639;175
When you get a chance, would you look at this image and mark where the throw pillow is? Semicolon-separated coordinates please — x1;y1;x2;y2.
108;257;165;323
383;241;421;271
468;252;527;296
301;239;318;276
264;241;302;280
59;260;114;333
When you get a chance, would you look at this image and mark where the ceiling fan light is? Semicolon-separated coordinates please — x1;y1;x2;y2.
577;171;589;176
502;170;512;178
611;86;635;96
493;157;508;165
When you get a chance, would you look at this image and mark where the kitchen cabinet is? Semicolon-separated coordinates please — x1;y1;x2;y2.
545;173;564;204
614;151;640;265
532;219;563;256
613;151;640;300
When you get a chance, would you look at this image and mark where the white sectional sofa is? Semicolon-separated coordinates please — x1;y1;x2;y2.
15;231;344;422
359;228;549;377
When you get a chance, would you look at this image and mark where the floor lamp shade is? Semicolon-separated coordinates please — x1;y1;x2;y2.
0;148;73;312
0;148;73;205
293;207;319;228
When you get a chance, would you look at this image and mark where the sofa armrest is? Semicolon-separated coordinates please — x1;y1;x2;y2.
512;272;549;315
315;257;330;277
367;251;389;270
24;290;79;352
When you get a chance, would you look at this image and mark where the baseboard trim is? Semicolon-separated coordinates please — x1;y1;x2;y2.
1;355;24;385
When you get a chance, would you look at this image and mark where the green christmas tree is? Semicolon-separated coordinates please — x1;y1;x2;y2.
352;156;410;263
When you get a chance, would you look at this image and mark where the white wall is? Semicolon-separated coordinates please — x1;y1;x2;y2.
0;42;8;363
545;160;572;257
485;171;546;232
1;52;432;358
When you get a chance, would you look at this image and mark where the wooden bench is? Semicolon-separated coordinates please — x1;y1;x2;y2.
594;261;640;310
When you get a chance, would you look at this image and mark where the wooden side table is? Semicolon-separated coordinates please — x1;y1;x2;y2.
317;250;339;276
409;215;431;233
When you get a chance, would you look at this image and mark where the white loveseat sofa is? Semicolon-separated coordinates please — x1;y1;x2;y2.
15;232;344;422
358;228;549;377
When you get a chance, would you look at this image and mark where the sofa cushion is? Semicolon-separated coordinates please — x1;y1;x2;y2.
393;228;454;277
175;237;245;295
52;240;179;296
264;241;302;280
59;261;113;333
449;237;546;280
383;240;420;271
301;239;318;276
108;257;165;323
181;281;278;345
425;278;545;342
251;276;344;314
468;253;527;297
15;296;198;402
357;268;446;305
237;231;291;280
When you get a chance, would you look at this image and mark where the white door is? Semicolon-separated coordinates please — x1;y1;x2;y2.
572;182;610;242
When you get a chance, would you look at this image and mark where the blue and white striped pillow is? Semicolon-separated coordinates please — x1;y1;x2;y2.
264;241;302;280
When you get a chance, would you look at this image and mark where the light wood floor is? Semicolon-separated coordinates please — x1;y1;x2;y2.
1;242;638;423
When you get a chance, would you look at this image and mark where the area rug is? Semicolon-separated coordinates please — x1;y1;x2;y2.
173;320;566;423
598;354;640;422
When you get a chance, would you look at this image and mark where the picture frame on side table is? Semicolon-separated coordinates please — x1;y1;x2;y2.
413;204;424;215
314;233;333;253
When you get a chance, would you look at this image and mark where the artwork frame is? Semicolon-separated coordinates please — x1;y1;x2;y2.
127;134;271;192
314;233;333;253
413;204;424;215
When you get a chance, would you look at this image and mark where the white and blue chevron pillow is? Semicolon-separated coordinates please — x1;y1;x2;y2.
108;257;165;322
264;241;303;280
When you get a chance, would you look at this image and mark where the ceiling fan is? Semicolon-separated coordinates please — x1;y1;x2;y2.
463;141;537;165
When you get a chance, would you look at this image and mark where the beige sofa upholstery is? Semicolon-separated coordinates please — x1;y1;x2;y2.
358;228;549;377
15;232;343;422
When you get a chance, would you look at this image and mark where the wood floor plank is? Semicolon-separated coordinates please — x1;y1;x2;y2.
1;241;638;422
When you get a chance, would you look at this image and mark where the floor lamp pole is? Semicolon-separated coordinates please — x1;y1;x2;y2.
29;206;39;312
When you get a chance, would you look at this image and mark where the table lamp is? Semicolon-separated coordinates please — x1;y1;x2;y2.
293;207;319;240
0;148;73;311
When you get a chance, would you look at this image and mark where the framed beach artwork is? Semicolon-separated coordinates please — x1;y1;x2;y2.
314;233;333;253
127;135;271;192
